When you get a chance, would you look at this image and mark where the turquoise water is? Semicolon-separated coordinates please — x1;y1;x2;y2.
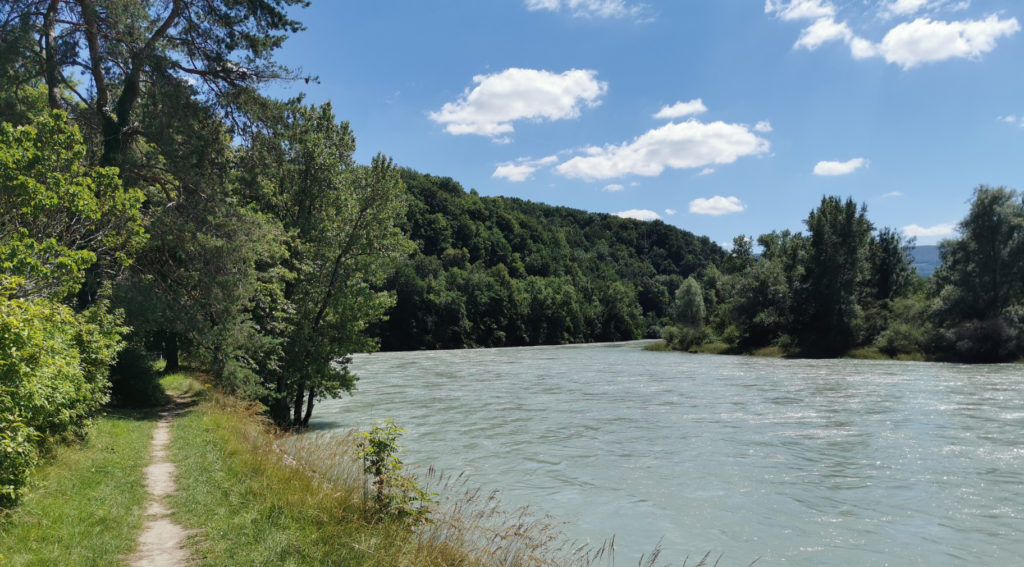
312;341;1024;565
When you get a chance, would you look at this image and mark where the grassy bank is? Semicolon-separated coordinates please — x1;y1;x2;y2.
169;388;607;566
0;409;157;566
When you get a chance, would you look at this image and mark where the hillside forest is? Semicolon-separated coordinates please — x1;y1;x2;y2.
1;0;1022;508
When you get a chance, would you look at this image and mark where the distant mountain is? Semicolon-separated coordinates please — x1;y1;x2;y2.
909;245;940;277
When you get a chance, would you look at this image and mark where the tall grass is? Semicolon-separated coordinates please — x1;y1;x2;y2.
173;393;733;566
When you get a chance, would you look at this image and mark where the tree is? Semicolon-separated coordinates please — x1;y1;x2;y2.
799;196;873;355
868;227;915;303
933;186;1024;361
936;186;1024;321
0;0;308;167
238;102;410;427
0;110;146;299
672;276;705;330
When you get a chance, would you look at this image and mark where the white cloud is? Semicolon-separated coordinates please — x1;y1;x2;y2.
525;0;648;20
874;16;1020;69
654;99;707;120
1000;114;1017;123
794;17;854;50
556;119;770;181
698;167;715;176
881;191;903;198
603;183;625;192
754;121;773;133
903;222;956;237
885;0;928;16
813;157;868;176
493;163;537;182
770;2;1018;69
689;196;746;216
492;155;560;182
765;0;835;21
615;209;661;221
430;68;607;139
664;208;677;215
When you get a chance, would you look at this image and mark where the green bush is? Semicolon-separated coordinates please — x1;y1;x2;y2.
358;419;435;523
0;297;123;506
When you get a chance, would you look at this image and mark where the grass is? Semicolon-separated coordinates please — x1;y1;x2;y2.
160;371;208;398
169;392;617;566
0;408;157;566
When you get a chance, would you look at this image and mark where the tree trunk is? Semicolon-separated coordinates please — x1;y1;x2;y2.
43;0;61;109
301;388;315;427
291;380;306;428
162;333;179;373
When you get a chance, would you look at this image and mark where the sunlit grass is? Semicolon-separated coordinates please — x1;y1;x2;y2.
0;409;157;566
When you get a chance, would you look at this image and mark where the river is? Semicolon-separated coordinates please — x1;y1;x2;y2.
311;341;1024;565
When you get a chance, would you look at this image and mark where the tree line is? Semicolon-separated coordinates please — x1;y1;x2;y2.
374;170;724;350
661;190;1024;363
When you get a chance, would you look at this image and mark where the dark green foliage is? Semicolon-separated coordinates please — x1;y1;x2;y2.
932;186;1024;361
799;196;874;355
107;346;166;408
375;170;725;350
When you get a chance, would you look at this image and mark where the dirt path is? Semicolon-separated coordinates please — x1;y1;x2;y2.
129;399;192;567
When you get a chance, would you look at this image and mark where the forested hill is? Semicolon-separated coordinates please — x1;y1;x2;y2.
373;170;726;350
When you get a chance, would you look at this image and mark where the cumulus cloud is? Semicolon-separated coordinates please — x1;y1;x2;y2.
884;0;930;17
603;183;625;192
492;155;560;182
794;17;854;49
689;196;746;216
754;121;773;133
654;99;707;120
556;119;770;181
524;0;649;20
874;16;1020;69
769;1;1019;69
903;222;956;238
813;157;868;176
615;209;661;221
430;68;607;139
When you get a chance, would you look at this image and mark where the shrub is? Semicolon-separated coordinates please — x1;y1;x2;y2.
0;296;124;506
358;419;435;522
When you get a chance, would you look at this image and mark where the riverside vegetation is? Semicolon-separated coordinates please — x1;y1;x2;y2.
657;189;1024;363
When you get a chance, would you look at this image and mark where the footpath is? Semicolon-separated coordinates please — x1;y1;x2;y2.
128;397;192;567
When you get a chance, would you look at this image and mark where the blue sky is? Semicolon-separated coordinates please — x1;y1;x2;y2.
268;0;1024;247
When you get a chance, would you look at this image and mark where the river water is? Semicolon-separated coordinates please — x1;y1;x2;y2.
311;341;1024;565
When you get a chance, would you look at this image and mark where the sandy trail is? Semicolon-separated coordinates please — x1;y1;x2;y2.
129;399;192;567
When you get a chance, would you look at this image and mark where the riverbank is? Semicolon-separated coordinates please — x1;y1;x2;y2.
646;340;1024;363
0;373;611;567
